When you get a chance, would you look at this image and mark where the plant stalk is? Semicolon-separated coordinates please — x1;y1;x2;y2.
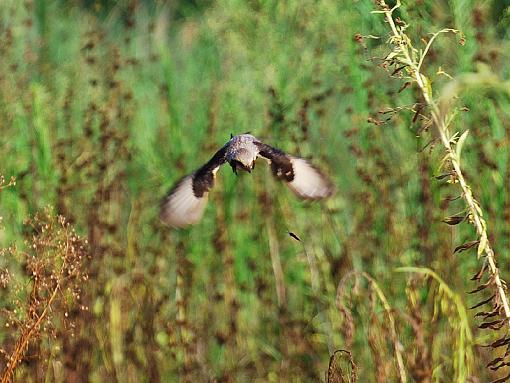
377;0;510;327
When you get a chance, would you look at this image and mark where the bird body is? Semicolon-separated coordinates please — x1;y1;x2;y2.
225;134;259;165
160;134;334;227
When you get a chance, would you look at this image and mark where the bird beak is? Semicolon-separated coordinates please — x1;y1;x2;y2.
230;162;238;175
230;161;253;174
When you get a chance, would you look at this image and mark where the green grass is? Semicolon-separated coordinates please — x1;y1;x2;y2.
1;0;510;382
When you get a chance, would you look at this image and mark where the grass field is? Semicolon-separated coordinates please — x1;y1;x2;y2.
1;0;510;382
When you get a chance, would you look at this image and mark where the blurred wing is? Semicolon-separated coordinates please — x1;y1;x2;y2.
286;157;334;199
256;142;334;200
160;175;209;227
160;145;228;227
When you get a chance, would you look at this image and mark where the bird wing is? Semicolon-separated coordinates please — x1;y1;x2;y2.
160;145;228;227
255;142;334;200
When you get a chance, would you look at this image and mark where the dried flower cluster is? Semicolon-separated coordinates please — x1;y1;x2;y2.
0;209;89;383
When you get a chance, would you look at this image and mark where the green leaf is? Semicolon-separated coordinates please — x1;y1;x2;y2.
478;233;488;258
456;130;470;159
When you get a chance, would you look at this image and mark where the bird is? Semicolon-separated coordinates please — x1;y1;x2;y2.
160;134;334;227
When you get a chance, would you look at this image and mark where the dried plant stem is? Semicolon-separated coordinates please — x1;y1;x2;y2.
396;267;474;380
175;252;192;371
375;0;510;326
362;273;407;383
1;260;66;383
337;271;407;383
446;154;510;324
266;216;287;308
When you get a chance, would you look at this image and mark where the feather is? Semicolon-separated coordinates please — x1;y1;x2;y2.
160;175;209;227
287;157;334;199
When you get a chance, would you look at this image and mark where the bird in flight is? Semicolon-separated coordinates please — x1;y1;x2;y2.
160;134;334;227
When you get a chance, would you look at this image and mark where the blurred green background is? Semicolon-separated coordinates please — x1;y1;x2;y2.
1;0;510;381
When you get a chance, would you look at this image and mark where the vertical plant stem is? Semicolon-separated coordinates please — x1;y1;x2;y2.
266;216;286;308
375;0;510;326
362;272;408;383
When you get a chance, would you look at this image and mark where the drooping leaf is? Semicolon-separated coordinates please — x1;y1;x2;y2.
435;173;452;180
398;81;411;93
487;335;510;348
454;240;480;254
474;308;499;319
489;371;510;383
412;103;424;123
469;294;495;310
471;262;488;281
443;215;466;225
391;65;407;76
478;319;505;330
467;279;491;294
487;357;504;369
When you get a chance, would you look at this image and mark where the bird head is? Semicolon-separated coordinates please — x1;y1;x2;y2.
229;148;256;174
